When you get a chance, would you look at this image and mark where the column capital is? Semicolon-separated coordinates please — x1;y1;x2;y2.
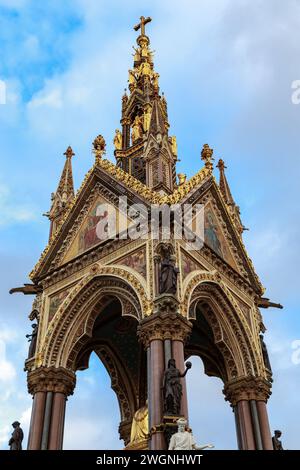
223;376;272;406
138;294;192;348
27;366;76;396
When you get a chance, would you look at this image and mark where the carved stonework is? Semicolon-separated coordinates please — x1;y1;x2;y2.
138;298;192;348
186;279;263;379
223;376;272;406
27;366;76;396
41;273;145;369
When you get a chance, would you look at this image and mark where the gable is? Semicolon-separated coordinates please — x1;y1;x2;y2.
203;202;240;272
185;180;262;291
61;193;132;266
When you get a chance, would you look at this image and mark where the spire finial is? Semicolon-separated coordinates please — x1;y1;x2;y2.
64;146;75;159
93;134;106;160
201;144;214;172
216;159;226;172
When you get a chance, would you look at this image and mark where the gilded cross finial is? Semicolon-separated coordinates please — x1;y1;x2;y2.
64;146;75;159
134;16;152;36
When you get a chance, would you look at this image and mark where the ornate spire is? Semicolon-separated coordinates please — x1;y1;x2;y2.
216;159;235;205
46;146;75;239
114;16;176;193
216;159;245;235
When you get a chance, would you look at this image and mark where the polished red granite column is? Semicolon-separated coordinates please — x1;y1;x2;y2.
48;392;67;450
149;339;165;450
27;391;46;450
236;400;256;450
27;366;76;450
256;401;273;450
137;298;192;450
224;376;272;450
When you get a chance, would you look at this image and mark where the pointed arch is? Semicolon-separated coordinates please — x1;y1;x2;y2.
183;271;261;382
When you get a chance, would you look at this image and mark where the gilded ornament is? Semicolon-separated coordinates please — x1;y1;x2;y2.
93;135;106;159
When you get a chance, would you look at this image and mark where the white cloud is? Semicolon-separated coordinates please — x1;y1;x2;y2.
0;326;20;384
0;182;37;227
0;425;10;445
29;87;63;110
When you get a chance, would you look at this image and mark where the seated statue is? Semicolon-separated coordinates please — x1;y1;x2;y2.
126;402;148;449
169;418;214;451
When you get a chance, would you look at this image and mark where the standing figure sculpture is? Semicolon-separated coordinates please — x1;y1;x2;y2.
169;418;214;450
272;430;284;450
26;322;38;359
8;421;23;450
260;334;272;372
131;115;143;143
163;359;191;416
113;129;122;150
159;253;179;295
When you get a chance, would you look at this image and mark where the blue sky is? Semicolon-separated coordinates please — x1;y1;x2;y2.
0;0;299;450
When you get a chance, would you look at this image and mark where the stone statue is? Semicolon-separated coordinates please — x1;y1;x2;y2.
272;430;284;450
131;115;143;143
132;46;141;62
170;136;177;156
159;253;179;295
128;69;137;86
177;173;186;186
113;129;122;150
163;359;191;416
260;334;272;372
26;322;38;358
129;401;148;445
152;72;160;88
9;421;24;450
140;61;152;77
143;105;152;132
169;418;214;450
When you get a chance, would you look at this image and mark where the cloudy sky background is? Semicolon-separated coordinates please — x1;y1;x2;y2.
0;0;300;449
